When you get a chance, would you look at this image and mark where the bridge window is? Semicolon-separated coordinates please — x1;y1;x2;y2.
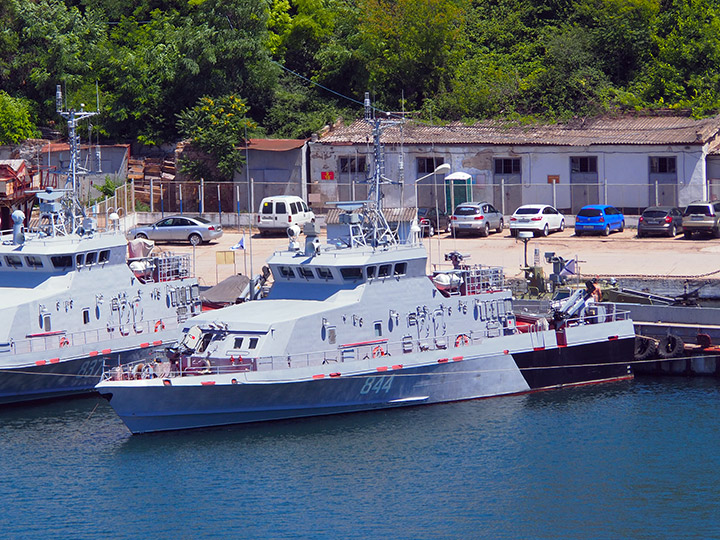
374;321;383;337
76;254;85;267
5;255;22;268
378;264;391;278
25;255;43;268
233;337;244;349
394;262;407;276
366;266;376;279
317;267;333;280
83;309;90;325
248;337;258;349
85;252;97;266
340;267;363;281
51;255;73;268
298;267;314;279
278;266;295;278
98;250;110;263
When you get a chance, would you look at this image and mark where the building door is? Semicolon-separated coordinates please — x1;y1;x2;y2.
492;158;521;214
649;157;678;206
570;156;599;213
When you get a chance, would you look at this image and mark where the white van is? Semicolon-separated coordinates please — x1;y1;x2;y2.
257;195;315;234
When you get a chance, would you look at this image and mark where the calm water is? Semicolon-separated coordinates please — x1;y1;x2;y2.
1;377;719;539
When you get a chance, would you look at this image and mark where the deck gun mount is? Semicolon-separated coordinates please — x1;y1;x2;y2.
544;252;573;290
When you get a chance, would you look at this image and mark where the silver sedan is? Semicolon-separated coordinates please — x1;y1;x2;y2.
128;216;223;246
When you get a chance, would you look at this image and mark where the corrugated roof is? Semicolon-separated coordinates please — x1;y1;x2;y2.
40;142;130;153
238;139;308;152
318;115;720;147
326;206;416;224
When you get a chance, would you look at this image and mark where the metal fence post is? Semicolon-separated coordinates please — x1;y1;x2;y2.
150;178;154;213
655;180;659;206
501;178;505;215
199;178;204;214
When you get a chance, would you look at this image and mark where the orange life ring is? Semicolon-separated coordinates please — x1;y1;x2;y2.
154;320;165;332
372;346;386;358
59;337;70;347
455;334;470;347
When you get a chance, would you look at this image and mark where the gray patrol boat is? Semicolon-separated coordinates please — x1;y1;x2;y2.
98;101;635;434
0;95;200;404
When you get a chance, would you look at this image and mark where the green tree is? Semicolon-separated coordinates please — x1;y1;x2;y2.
176;94;256;181
632;0;720;115
357;0;469;111
0;92;39;144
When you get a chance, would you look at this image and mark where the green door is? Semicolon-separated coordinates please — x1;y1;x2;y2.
445;176;472;212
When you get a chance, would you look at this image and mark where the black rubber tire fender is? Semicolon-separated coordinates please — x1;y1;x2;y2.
634;336;657;361
656;334;684;359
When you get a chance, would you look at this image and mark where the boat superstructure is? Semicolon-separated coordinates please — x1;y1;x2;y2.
98;98;635;433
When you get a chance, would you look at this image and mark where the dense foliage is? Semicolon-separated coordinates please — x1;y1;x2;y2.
2;0;720;174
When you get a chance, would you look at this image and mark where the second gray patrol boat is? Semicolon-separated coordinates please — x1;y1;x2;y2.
98;103;635;434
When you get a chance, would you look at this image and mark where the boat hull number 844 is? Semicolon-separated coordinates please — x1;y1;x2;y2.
360;375;395;395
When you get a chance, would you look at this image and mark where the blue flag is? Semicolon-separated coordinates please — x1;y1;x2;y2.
231;236;245;250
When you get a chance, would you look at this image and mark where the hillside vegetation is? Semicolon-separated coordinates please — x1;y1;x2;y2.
1;0;719;152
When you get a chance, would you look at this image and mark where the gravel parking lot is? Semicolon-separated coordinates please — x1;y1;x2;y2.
155;225;720;287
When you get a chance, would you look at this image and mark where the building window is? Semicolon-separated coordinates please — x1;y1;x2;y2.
339;156;367;174
650;156;676;174
494;158;521;175
417;157;444;174
571;156;597;173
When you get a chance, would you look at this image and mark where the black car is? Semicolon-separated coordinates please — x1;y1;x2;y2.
417;207;450;236
637;206;683;237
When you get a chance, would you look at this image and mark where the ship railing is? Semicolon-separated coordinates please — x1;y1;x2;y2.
460;264;505;294
100;306;632;380
129;252;193;283
559;302;631;328
5;317;182;358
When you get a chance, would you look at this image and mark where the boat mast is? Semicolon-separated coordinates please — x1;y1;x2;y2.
362;93;404;248
55;84;98;231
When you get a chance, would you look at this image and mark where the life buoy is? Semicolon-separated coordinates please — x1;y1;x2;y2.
455;334;470;347
154;320;165;332
133;363;145;379
59;337;70;347
372;346;386;358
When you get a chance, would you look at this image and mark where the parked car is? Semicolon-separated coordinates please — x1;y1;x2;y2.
257;195;315;235
450;202;504;237
417;207;450;236
574;205;625;236
637;206;684;237
509;204;565;237
682;201;720;238
129;216;223;246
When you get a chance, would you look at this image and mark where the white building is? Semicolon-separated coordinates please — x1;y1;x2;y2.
310;114;720;214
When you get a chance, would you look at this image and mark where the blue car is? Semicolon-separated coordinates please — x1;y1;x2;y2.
574;205;625;236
